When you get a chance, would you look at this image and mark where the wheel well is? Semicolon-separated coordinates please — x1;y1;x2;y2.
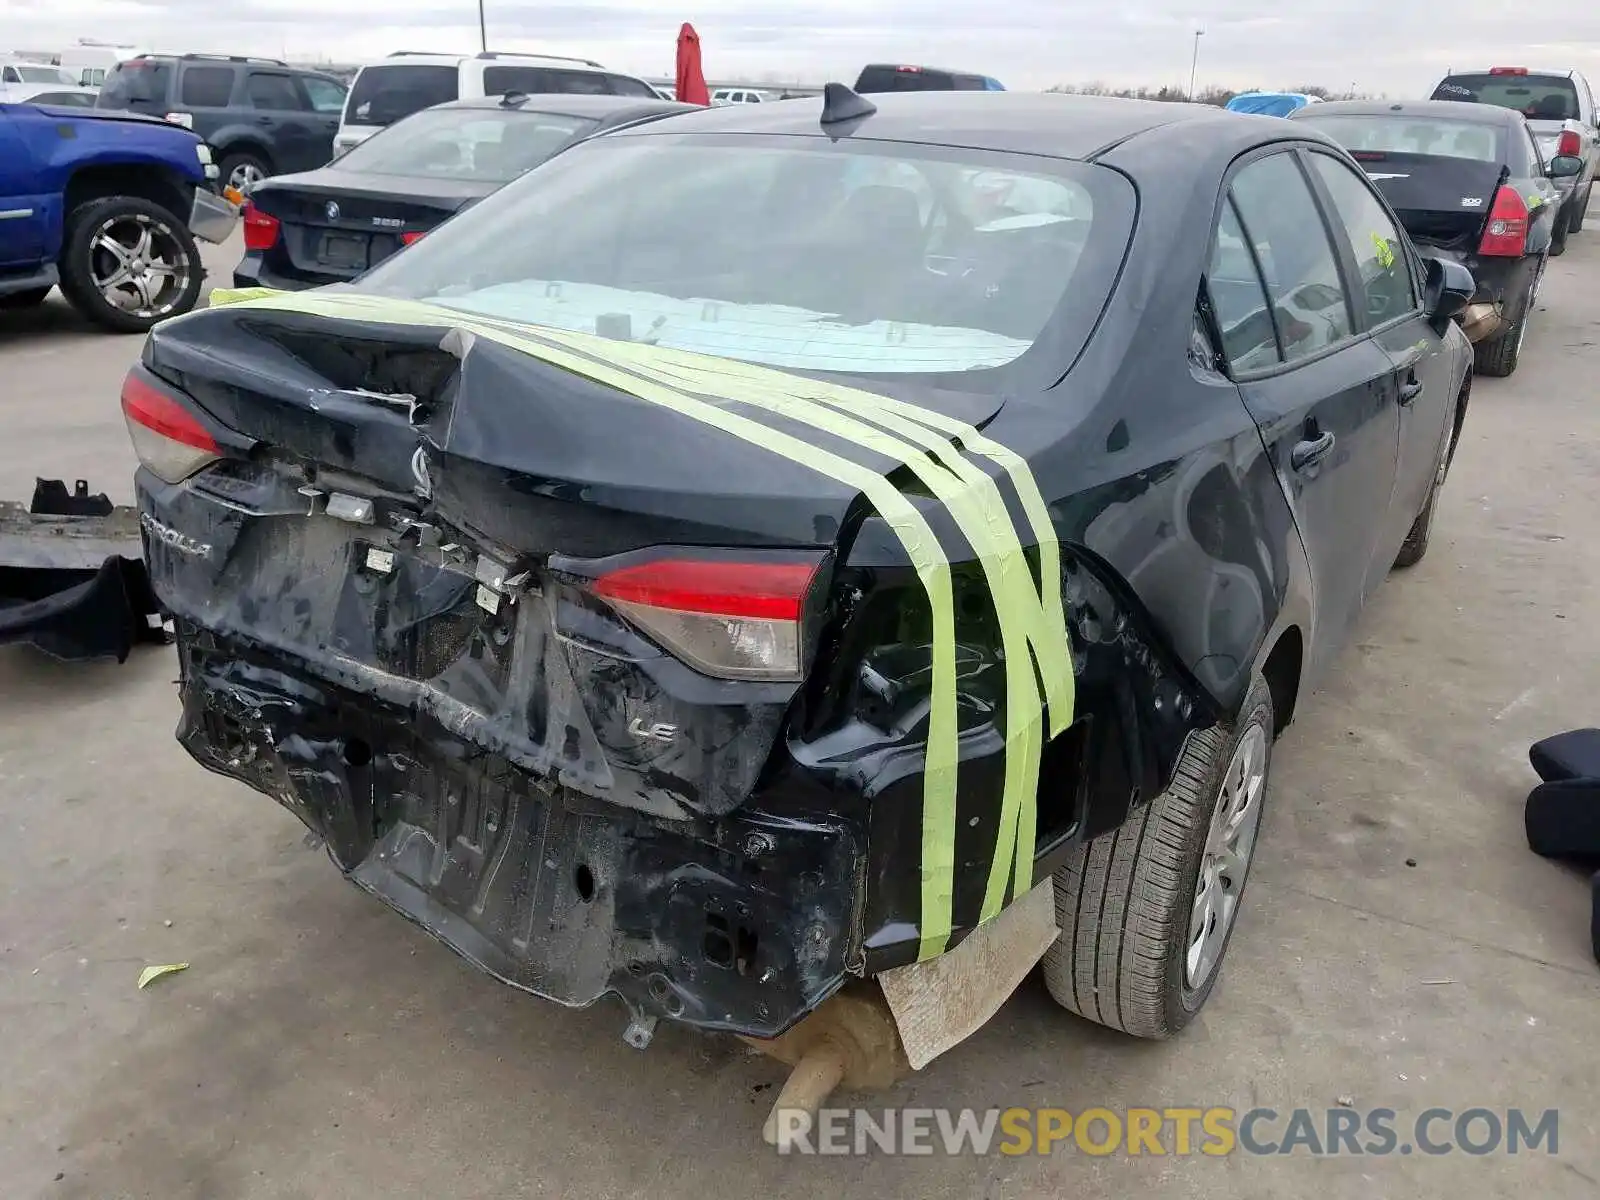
215;140;273;171
1260;626;1303;737
1447;368;1472;473
64;164;192;226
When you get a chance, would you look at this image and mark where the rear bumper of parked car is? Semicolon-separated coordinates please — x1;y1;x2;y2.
1427;250;1541;343
189;187;241;246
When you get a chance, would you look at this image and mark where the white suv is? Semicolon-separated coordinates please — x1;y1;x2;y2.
334;51;659;156
711;87;768;105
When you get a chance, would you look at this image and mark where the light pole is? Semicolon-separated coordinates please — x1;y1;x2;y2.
478;0;488;52
1188;28;1205;101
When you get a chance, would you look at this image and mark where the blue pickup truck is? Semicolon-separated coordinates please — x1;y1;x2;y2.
0;99;238;332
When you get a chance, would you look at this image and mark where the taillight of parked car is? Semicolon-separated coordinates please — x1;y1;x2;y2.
401;231;426;246
591;555;823;681
120;369;221;484
241;202;281;252
1556;130;1582;158
1478;186;1529;257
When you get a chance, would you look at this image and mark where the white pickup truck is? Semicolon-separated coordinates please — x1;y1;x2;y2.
1431;68;1597;247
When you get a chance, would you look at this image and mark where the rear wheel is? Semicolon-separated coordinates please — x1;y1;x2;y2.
1394;417;1457;569
0;287;52;309
1569;182;1589;233
219;151;271;193
58;197;203;334
1043;675;1274;1039
1549;203;1570;256
1472;260;1539;379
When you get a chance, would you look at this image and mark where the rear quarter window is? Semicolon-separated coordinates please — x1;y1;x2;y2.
97;60;172;108
346;64;459;126
180;65;236;107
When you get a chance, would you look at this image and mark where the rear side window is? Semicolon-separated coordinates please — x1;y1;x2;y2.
544;69;612;95
1221;152;1353;365
482;65;551;95
346;64;459;126
302;76;347;113
1431;72;1581;121
1208;200;1281;372
248;72;308;111
608;74;657;98
180;65;236;107
1306;153;1417;323
97;60;172;109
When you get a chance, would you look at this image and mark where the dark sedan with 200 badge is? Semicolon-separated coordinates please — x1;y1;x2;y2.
125;90;1471;1055
233;91;694;291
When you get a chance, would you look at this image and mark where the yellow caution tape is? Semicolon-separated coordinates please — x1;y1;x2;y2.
197;288;1076;957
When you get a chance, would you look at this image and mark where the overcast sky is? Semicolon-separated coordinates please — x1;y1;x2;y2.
9;0;1600;93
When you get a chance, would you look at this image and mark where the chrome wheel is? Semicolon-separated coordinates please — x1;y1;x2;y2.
88;212;192;321
227;160;266;191
1185;722;1267;990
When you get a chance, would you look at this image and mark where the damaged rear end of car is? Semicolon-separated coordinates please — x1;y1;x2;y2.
129;287;1213;1044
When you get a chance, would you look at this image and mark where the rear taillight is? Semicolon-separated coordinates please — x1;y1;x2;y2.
895;65;922;72
241;202;280;251
401;231;426;246
1556;130;1581;158
121;370;220;484
592;556;822;681
1478;185;1529;257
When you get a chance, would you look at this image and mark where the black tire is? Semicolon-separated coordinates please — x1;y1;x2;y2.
1569;183;1589;233
1394;432;1453;570
0;287;53;309
57;197;203;334
1472;263;1539;379
218;150;271;193
1043;674;1274;1039
1549;204;1569;256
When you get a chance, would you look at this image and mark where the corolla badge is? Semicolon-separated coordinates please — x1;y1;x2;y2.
140;512;212;559
325;200;340;221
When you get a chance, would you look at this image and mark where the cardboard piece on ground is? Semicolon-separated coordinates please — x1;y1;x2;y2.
877;878;1059;1070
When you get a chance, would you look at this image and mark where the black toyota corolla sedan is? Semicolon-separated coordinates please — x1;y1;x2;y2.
1291;98;1574;377
125;90;1472;1057
233;92;695;290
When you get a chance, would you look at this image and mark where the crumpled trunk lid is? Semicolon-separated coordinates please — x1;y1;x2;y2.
1352;151;1504;250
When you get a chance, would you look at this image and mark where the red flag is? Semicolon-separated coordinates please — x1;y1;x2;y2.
676;22;710;106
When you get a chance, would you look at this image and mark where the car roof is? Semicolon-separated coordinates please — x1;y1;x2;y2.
439;93;697;120
607;90;1269;161
1293;98;1527;126
355;52;608;71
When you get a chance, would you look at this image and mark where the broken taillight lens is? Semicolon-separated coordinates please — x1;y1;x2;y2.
241;202;280;251
592;557;822;681
121;369;221;484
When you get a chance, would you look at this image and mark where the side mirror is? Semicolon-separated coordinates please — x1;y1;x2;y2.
1549;154;1584;178
1422;255;1475;328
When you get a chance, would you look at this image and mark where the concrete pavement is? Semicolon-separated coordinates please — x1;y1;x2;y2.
2;228;1599;1199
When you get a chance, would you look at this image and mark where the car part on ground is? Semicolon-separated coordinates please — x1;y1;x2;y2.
127;92;1470;1085
0;100;237;332
232;93;694;292
0;479;166;662
1523;730;1600;967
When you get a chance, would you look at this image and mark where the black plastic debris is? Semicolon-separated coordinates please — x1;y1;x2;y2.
0;478;166;663
1525;730;1600;965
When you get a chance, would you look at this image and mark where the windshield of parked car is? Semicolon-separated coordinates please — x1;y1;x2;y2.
333;108;597;182
344;64;459;127
1296;114;1507;163
356;134;1133;383
1430;73;1580;121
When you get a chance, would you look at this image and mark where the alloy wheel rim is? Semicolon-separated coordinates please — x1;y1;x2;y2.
88;213;190;320
1185;723;1268;991
228;162;265;190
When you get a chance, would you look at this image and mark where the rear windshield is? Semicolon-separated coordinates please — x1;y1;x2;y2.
334;107;596;182
345;64;458;127
356;134;1134;386
97;59;172;109
854;66;959;93
1296;114;1507;163
1430;73;1580;121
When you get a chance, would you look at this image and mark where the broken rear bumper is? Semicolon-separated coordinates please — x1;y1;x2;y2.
174;626;862;1039
0;480;165;661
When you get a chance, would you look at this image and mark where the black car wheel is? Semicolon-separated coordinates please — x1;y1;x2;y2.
58;197;203;334
0;287;53;309
1550;203;1570;256
1570;182;1590;234
1044;674;1274;1039
1393;386;1463;570
1473;260;1540;379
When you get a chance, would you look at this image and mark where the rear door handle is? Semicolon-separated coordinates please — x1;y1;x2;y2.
1399;374;1425;406
256;116;273;125
1291;430;1336;471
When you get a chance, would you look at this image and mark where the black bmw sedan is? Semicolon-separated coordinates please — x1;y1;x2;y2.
1290;98;1574;377
232;92;695;290
130;89;1472;1054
